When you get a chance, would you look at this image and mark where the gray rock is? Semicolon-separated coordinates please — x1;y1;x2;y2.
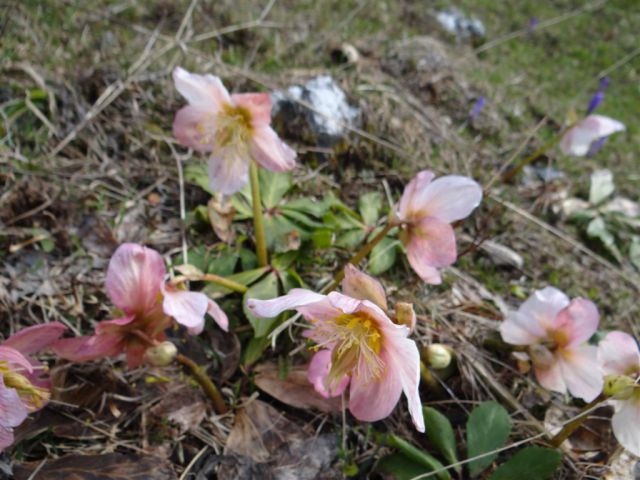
436;8;485;40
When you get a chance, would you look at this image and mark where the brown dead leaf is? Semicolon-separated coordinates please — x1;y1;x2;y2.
207;194;235;243
254;362;343;413
149;385;207;434
14;453;177;480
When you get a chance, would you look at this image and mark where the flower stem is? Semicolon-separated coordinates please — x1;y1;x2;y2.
549;396;601;448
201;273;248;294
324;221;395;292
176;353;228;415
249;161;268;267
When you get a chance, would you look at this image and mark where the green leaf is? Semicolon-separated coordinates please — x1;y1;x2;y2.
589;169;615;205
283;197;330;217
385;434;451;480
243;271;279;337
184;163;212;194
335;229;367;249
487;447;561;480
586;217;623;262
280;268;304;292
280;207;324;229
630;237;640;270
205;266;269;297
423;407;459;471
312;228;334;249
243;335;271;366
466;401;512;477
259;168;292;207
368;237;398;275
264;213;301;251
376;454;432;480
358;192;383;226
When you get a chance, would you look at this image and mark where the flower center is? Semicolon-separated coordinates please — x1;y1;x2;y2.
0;363;49;410
215;104;253;148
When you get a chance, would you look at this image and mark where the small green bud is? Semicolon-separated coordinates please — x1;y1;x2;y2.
144;341;178;367
423;344;453;370
603;374;635;399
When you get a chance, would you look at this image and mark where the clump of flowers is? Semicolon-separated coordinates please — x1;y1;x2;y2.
598;331;640;456
247;264;424;432
395;170;482;284
53;243;228;368
500;286;603;401
172;67;297;194
1;322;66;451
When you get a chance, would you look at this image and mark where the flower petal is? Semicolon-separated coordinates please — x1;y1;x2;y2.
534;356;567;395
52;334;123;362
611;395;640;456
558;345;604;402
173;67;230;110
598;331;640;376
397;170;436;222
519;287;570;331
405;217;457;284
553;298;599;347
341;264;388;312
208;299;229;332
500;311;547;346
560;115;625;157
231;92;272;127
0;346;33;373
247;289;327;318
106;243;166;315
0;377;28;428
2;322;66;356
404;175;482;223
173;106;217;152
162;285;207;334
307;350;349;398
208;147;251;194
250;126;297;173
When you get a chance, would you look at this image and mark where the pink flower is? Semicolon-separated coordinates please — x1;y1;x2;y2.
172;67;297;194
53;243;228;368
0;322;66;452
247;265;424;432
559;115;625;157
598;331;640;456
396;170;482;284
500;287;603;401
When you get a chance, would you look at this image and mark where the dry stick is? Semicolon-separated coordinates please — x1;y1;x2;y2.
249;161;269;267
176;354;228;415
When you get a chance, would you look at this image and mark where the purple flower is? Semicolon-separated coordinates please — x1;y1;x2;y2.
528;17;539;32
586;77;609;115
468;96;486;121
587;136;608;157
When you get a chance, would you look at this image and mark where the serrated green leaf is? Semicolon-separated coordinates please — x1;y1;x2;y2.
376;454;432;480
423;407;459;471
368;237;398;275
466;401;512;477
589;169;615;205
487;447;561;480
586;217;623;262
243;272;279;337
204;266;269;297
358;191;383;226
259;168;292;207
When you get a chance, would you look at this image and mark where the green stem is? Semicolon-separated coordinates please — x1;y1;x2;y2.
549;397;601;448
376;432;450;480
249;161;268;267
176;353;228;415
201;273;248;294
324;221;395;292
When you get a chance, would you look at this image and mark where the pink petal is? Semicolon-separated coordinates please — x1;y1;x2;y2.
162;285;207;334
500;311;547;346
173;106;217;152
250;126;297;173
231;92;272;127
397;170;436;222
208;299;229;332
0;347;33;373
611;396;640;456
0;378;29;428
558;345;604;402
0;425;15;452
95;315;136;335
534;356;567;394
307;350;349;398
208;146;251;194
106;243;166;315
2;322;66;356
247;288;327;318
341;264;388;311
405;217;457;284
173;67;230;110
598;331;640;376
404;175;482;223
553;298;599;347
52;334;123;362
560;115;625;157
519;287;570;331
125;341;147;369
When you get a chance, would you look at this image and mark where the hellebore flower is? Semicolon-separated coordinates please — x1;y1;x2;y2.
395;170;482;284
0;322;66;451
172;67;297;194
247;265;424;432
500;287;603;401
559;115;625;157
53;243;228;368
598;331;640;456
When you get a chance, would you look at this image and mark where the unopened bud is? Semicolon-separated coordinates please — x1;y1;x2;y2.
144;341;178;367
603;374;635;399
423;344;453;370
395;302;416;332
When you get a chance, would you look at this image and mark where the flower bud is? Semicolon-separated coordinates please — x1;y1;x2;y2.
144;341;178;367
603;374;635;400
395;302;416;332
423;344;453;370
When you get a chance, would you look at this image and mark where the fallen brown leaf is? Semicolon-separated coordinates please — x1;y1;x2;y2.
207;194;235;243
